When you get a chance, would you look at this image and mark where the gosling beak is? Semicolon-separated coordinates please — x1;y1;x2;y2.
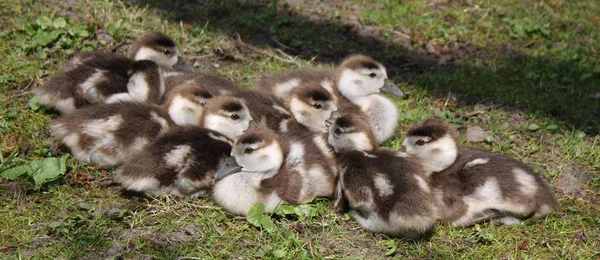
173;56;195;72
380;79;404;98
325;110;342;126
214;156;243;180
399;145;407;153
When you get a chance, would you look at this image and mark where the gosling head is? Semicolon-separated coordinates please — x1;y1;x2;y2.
214;128;284;180
337;54;404;100
327;113;378;153
402;118;459;172
202;96;253;140
164;82;214;126
287;83;337;132
128;32;179;67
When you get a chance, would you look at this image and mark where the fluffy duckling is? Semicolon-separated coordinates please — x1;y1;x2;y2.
36;32;184;114
257;54;404;142
327;114;438;239
212;128;337;216
101;60;166;104
402;119;559;227
50;96;251;168
116;126;232;197
50;102;173;168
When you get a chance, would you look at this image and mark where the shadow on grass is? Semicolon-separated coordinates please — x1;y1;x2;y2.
132;0;599;133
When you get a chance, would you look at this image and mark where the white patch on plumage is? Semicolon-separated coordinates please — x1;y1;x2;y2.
130;137;149;154
451;178;536;227
287;143;305;168
328;131;373;153
373;173;394;197
207;132;232;145
162;71;183;78
354;95;398;142
164;145;192;170
134;46;177;67
279;119;289;132
533;204;553;219
402;134;457;173
414;175;430;193
320;79;334;94
119;176;160;193
78;69;106;94
272;105;291;115
55;97;77;114
512;168;538;196
464;158;490;169
82;115;123;137
127;73;150;101
168;95;203;126
312;135;334;159
361;151;377;158
234;142;283;174
212;172;263;216
150;112;170;134
306;165;333;198
104;93;134;104
497;216;522;225
273;78;300;100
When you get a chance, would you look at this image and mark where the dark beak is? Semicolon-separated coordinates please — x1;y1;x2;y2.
325;110;342;126
380;79;404;98
399;145;407;153
173;56;195;72
214;156;243;180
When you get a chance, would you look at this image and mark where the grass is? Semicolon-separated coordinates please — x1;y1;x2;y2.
1;0;599;259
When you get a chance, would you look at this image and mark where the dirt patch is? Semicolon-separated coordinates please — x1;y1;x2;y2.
552;165;591;199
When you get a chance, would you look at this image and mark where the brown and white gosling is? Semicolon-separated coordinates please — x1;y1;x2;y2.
50;96;252;168
116;126;232;197
402;119;559;227
35;32;185;114
257;54;404;141
212;128;337;216
327;113;438;239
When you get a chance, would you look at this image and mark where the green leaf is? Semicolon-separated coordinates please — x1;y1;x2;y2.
580;73;593;81
59;154;69;173
29;95;41;111
1;165;30;180
247;203;267;227
31;157;65;189
259;217;277;233
53;18;67;29
546;124;558;130
272;249;287;258
294;204;317;220
528;124;540;131
36;16;52;29
384;240;397;256
274;205;296;215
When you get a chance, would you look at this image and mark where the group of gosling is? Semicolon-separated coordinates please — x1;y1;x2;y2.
36;32;559;239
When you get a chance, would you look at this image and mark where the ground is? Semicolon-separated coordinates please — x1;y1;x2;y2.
1;0;599;259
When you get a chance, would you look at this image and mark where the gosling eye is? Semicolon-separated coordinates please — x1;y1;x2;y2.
415;139;426;146
313;103;322;109
230;114;240;120
163;49;171;55
334;128;342;135
368;73;377;78
244;147;254;154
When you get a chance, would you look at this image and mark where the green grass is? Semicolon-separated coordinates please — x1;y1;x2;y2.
1;0;599;259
